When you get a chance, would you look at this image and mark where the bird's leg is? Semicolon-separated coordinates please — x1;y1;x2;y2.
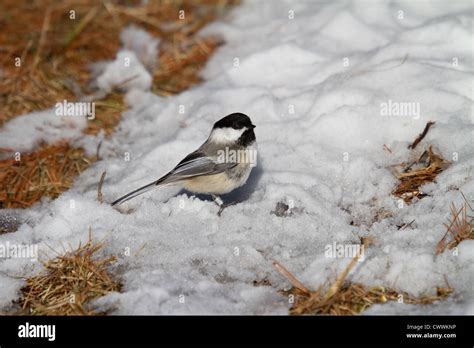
211;195;239;217
211;194;225;216
212;194;223;207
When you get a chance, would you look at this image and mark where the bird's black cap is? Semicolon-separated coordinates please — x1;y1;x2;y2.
213;113;255;130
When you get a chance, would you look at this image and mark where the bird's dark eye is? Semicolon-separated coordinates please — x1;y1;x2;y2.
232;124;240;129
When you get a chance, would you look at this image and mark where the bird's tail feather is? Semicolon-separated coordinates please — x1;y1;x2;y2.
111;174;172;206
111;181;158;206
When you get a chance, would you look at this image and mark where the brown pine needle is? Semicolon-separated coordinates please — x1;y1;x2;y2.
272;260;311;296
32;6;52;71
436;193;474;255
409;121;435;150
97;171;106;203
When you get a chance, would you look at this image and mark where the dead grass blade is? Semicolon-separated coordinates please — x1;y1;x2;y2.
322;241;365;302
62;6;100;48
272;260;311;296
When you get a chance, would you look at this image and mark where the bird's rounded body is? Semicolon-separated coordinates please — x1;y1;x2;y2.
111;113;257;207
182;143;256;195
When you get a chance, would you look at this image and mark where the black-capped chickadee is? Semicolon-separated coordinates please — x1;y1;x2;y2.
112;113;257;215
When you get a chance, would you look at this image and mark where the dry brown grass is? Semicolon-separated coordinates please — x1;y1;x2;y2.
16;231;121;315
284;283;453;315
392;145;449;203
275;239;453;315
0;143;93;208
436;193;474;255
0;0;238;209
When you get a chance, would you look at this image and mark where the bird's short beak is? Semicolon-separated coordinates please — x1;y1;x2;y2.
250;124;256;129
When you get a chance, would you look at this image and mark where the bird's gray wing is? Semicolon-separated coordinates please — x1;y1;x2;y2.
162;151;236;182
111;152;235;206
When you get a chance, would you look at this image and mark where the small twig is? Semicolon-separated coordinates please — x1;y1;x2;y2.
96;140;103;160
409;121;435;150
398;219;416;230
383;144;393;154
97;171;106;203
272;260;311;296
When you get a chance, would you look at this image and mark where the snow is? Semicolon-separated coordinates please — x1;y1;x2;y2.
96;50;152;92
0;0;473;314
96;25;158;93
0;108;87;153
120;25;160;71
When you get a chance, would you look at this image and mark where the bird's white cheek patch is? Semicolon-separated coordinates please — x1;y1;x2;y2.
209;127;246;143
